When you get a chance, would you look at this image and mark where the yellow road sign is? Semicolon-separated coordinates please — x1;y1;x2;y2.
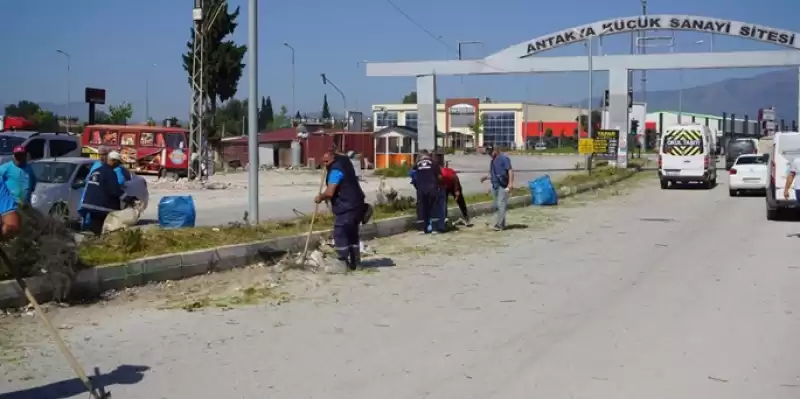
578;138;595;154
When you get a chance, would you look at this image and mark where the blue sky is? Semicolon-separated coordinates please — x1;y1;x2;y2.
1;0;798;121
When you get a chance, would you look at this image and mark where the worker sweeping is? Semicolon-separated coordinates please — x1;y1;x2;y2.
79;149;130;230
412;149;443;234
80;154;126;235
315;149;366;271
441;161;472;226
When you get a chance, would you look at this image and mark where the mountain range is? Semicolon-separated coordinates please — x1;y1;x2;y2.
577;69;799;122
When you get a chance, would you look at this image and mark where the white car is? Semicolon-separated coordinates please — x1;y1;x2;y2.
534;142;547;151
728;154;767;196
29;157;149;222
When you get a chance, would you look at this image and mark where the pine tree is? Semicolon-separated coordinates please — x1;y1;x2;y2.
294;110;302;120
264;96;274;128
321;94;331;119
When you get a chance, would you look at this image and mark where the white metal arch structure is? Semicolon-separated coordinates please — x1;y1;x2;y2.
366;14;800;167
490;14;799;60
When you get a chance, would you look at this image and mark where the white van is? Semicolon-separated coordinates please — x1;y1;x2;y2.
658;124;718;189
765;132;800;220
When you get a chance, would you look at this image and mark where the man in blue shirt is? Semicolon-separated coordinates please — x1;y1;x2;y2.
0;146;37;205
315;149;367;272
481;148;514;230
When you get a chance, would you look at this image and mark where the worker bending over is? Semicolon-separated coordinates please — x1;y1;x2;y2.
441;161;471;226
315;149;367;272
413;150;443;234
80;154;125;235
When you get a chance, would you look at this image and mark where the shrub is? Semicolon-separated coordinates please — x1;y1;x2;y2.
0;206;81;284
373;163;413;178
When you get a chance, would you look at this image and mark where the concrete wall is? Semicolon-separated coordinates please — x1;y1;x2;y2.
524;104;586;123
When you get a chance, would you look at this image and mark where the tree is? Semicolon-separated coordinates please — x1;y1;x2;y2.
31;109;60;132
94;110;111;124
468;114;486;147
269;105;290;130
544;128;553;138
164;117;181;127
214;99;247;137
401;91;441;104
107;102;133;124
294;110;301;120
146;118;157;126
257;96;274;130
321;95;331;119
576;110;603;135
182;0;247;140
4;101;41;119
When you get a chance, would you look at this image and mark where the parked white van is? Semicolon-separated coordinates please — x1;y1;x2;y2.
658;124;718;189
765;132;800;220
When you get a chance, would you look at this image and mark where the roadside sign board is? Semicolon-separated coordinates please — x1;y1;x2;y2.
593;129;620;161
578;138;595;154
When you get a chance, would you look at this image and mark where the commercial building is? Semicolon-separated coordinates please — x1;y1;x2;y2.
372;98;587;149
645;110;759;135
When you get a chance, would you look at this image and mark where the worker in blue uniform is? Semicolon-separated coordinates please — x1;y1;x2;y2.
315;149;366;272
412;150;443;234
80;155;125;235
0;146;37;205
79;149;130;230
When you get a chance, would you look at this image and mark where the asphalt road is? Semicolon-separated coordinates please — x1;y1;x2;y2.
142;154;584;226
5;171;800;398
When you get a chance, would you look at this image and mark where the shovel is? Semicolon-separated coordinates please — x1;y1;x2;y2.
0;248;108;399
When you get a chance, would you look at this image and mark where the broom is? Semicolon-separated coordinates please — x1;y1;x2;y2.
299;168;328;265
0;249;108;399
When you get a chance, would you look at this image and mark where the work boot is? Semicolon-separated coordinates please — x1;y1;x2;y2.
349;247;361;271
323;257;350;274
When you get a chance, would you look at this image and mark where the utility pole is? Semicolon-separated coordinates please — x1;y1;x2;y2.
321;73;348;129
640;0;648;106
145;63;156;122
56;49;70;132
189;0;205;180
247;0;259;223
457;41;482;96
189;0;225;180
283;42;296;119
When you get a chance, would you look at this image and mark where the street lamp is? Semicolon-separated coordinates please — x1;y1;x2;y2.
145;63;157;122
55;49;70;132
320;73;348;128
637;36;705;123
283;42;295;118
573;29;594;171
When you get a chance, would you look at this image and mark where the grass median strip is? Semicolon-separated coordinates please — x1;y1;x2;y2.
77;162;645;266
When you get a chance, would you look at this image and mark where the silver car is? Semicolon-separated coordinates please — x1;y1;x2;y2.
28;157;149;221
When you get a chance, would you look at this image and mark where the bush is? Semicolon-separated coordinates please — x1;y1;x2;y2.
0;206;81;285
373;163;412;178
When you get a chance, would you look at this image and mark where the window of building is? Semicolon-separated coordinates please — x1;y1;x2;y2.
482;112;516;148
449;104;476;128
376;112;398;128
404;112;418;130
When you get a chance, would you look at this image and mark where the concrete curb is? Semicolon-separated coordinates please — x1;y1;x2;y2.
0;167;641;308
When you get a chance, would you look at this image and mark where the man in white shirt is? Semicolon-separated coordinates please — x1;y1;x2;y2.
783;157;800;200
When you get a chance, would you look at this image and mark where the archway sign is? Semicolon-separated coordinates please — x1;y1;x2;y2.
366;14;800;168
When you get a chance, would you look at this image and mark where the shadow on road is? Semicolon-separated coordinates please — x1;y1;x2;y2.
0;364;150;399
361;257;396;269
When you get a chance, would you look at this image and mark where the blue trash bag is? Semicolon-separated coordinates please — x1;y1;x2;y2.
158;196;197;228
529;175;558;206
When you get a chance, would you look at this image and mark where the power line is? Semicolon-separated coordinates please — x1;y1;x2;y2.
385;0;450;52
384;0;511;73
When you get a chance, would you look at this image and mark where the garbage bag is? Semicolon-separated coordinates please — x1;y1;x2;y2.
158;196;197;228
529;175;558;206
